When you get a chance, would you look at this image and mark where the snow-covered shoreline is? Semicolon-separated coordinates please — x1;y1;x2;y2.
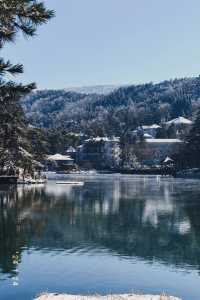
34;293;182;300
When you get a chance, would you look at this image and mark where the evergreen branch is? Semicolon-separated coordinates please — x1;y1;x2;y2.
0;0;55;44
0;80;36;102
0;58;23;76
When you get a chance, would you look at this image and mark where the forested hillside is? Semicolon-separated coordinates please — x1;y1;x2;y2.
22;76;200;136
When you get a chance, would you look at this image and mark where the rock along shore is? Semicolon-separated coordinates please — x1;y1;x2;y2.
34;293;182;300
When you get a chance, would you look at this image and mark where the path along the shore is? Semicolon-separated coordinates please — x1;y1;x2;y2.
35;293;182;300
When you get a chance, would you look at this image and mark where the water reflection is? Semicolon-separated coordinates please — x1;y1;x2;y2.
0;177;200;298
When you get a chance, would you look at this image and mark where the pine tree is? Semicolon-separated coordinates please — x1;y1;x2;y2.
0;0;54;173
186;110;200;167
176;110;200;169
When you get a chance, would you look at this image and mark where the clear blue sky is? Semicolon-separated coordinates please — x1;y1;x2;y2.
3;0;200;89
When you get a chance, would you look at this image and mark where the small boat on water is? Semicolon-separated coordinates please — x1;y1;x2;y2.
56;181;84;186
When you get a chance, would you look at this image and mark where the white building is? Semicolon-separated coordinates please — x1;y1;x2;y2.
165;116;193;138
141;124;161;138
132;124;161;139
77;137;121;169
165;116;193;126
46;154;74;171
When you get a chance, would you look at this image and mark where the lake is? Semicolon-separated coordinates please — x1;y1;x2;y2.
0;175;200;300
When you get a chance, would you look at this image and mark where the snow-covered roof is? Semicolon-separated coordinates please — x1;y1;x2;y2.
28;124;36;129
143;133;153;138
142;124;161;129
146;138;183;143
85;137;120;143
132;130;138;134
68;132;85;137
166;116;193;125
47;154;73;161
163;156;174;163
66;146;76;153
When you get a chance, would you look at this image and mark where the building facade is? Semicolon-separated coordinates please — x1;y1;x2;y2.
77;137;121;169
45;154;75;171
165;116;193;138
141;124;161;138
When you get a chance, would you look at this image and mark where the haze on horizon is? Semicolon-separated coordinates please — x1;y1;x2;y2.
3;0;200;89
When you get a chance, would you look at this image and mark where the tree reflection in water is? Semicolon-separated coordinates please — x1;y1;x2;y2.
1;177;200;279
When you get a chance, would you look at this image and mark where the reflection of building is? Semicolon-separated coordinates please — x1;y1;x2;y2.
0;177;199;285
46;154;75;171
77;137;121;169
141;138;184;166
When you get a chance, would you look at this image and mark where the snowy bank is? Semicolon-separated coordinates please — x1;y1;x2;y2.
34;293;182;300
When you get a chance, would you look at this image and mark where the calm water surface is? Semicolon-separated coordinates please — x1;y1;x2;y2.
0;175;200;300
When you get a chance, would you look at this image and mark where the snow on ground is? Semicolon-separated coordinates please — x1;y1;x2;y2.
35;293;182;300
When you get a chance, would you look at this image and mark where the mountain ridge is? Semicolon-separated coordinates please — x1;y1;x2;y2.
64;84;124;95
22;76;200;136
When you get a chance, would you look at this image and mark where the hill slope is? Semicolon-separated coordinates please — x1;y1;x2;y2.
22;76;200;136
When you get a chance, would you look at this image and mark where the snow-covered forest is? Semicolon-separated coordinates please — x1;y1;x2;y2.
23;76;200;137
